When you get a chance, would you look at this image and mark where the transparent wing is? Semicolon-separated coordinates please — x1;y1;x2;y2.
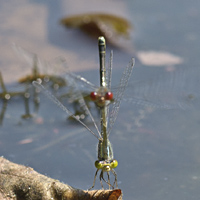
54;57;97;96
33;80;101;140
13;45;68;81
13;44;48;75
108;58;135;135
59;58;101;138
65;71;96;90
123;66;198;109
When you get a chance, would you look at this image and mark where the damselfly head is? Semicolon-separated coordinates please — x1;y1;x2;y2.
105;91;113;100
95;159;118;172
90;87;113;107
90;91;98;101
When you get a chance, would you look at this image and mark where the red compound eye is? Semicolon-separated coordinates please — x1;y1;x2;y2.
105;92;113;100
90;91;97;101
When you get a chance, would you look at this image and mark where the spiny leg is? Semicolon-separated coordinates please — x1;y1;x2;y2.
101;171;113;189
99;170;104;189
111;168;118;189
107;172;111;190
88;169;99;190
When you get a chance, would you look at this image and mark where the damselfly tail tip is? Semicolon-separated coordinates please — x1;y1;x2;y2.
98;36;106;45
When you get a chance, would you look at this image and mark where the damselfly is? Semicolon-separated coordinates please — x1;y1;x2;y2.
33;36;135;189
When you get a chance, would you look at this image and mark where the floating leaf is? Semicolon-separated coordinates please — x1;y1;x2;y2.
60;13;132;45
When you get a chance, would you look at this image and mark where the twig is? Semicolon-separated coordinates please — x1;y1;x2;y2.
0;157;122;200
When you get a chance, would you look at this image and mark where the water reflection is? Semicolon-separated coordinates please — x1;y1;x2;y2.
0;71;33;125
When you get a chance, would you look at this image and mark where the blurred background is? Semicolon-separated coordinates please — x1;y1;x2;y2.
0;0;200;200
